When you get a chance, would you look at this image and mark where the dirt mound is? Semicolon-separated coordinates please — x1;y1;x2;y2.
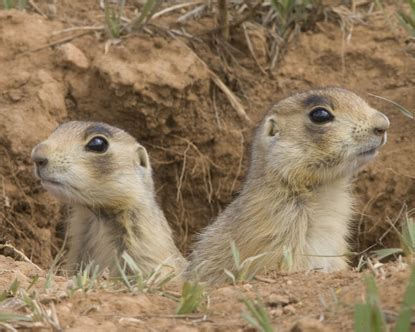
0;255;411;331
0;3;414;269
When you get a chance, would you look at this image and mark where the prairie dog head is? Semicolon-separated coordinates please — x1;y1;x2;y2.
31;121;153;208
253;87;389;187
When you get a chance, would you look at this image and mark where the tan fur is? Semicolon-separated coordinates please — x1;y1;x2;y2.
185;87;389;285
31;121;186;276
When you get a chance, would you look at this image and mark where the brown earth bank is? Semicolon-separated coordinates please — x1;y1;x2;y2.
0;255;412;331
0;1;414;267
0;0;414;330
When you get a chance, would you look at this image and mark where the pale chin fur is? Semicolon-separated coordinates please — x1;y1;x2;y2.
344;149;379;175
41;180;83;204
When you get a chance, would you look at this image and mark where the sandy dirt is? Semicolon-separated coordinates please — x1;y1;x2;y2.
0;0;414;330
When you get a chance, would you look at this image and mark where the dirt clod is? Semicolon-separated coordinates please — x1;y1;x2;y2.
267;293;291;307
290;318;332;332
56;43;90;70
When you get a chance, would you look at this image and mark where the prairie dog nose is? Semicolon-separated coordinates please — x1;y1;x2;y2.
372;112;390;136
31;144;49;168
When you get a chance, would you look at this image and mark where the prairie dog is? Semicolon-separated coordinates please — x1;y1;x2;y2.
186;87;389;285
31;121;186;276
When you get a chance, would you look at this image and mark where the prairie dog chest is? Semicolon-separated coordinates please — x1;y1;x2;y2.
303;182;353;269
68;207;125;268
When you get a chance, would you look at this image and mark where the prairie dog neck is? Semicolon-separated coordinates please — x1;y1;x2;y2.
66;197;183;276
236;174;352;269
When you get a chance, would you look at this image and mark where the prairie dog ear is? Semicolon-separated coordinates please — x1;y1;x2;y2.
136;145;150;169
264;115;279;137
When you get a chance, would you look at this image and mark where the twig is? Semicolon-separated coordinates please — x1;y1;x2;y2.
0;243;42;272
209;70;251;123
242;22;267;75
212;87;222;129
218;0;229;40
1;175;10;208
128;314;205;319
177;41;251;123
177;4;206;23
53;26;104;35
229;131;244;194
19;31;96;55
28;0;48;18
153;1;203;19
254;276;276;284
176;144;191;202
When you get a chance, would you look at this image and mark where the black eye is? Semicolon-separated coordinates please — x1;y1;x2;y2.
85;136;108;153
309;107;334;124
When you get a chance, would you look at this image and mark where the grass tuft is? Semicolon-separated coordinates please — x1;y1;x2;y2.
69;262;100;293
371;215;415;262
241;297;274;332
354;274;386;332
395;265;415;331
104;0;125;39
354;266;415;332
2;0;26;10
398;0;415;37
270;0;318;38
115;251;176;293
176;281;204;315
224;241;266;285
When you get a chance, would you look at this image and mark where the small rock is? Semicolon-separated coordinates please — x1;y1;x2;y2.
7;89;23;102
242;284;253;291
171;326;199;332
290;318;332;332
283;304;296;315
289;295;299;304
56;43;89;70
267;294;290;307
118;317;144;326
270;307;283;317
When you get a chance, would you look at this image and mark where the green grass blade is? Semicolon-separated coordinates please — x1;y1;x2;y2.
2;0;14;10
0;312;31;322
365;275;386;331
241;298;274;332
372;248;403;261
395;265;415;332
367;93;414;119
231;241;241;269
241;312;263;331
26;275;40;291
115;256;132;291
402;218;415;254
354;303;371;332
8;279;20;296
224;268;236;285
122;251;141;273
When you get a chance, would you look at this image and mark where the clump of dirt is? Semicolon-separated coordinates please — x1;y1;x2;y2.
0;2;414;268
